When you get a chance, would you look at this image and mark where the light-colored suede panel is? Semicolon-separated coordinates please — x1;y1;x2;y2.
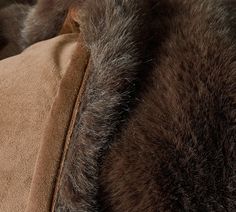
51;50;91;212
0;34;78;212
25;37;89;212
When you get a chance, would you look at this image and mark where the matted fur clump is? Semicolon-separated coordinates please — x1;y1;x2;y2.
53;0;236;211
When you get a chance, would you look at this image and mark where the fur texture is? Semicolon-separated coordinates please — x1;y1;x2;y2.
54;0;155;211
98;1;236;211
1;0;235;211
54;0;236;211
20;0;73;48
0;3;31;59
0;0;73;52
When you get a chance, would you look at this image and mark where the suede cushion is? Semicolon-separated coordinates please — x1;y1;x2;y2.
0;33;88;211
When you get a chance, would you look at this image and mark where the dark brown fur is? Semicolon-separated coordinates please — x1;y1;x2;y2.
0;0;72;54
0;3;31;59
98;1;236;211
54;0;236;211
54;0;155;211
19;0;73;48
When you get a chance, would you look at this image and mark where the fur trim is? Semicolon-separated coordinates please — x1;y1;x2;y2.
54;0;154;211
54;0;236;211
98;0;236;211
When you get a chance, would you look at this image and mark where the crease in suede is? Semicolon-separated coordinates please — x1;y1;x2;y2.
25;36;90;212
0;34;80;212
51;48;91;212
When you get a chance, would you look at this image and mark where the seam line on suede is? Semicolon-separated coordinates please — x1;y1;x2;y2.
51;41;90;212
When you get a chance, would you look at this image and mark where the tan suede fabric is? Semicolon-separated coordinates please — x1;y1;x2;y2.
0;34;80;212
26;37;89;212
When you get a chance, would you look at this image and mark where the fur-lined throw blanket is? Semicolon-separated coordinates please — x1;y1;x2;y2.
0;0;235;211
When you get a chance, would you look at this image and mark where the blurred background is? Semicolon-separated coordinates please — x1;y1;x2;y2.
0;0;35;8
